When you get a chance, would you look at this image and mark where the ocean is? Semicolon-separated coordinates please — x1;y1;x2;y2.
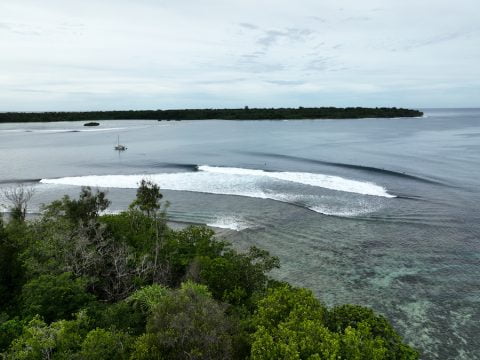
0;108;479;359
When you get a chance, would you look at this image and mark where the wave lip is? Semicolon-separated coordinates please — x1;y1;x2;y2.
197;165;395;198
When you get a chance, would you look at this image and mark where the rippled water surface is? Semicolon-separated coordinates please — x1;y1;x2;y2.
1;109;479;359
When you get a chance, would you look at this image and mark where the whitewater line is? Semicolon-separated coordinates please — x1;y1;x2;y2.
39;166;395;199
197;165;395;198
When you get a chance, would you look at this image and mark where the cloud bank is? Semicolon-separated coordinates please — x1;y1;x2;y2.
0;0;479;110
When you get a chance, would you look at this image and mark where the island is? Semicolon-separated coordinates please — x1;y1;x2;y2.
83;121;100;127
0;107;423;123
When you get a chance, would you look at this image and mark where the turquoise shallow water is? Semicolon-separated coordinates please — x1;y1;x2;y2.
0;109;479;359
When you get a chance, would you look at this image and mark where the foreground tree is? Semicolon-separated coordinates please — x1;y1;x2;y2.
80;328;133;360
132;282;233;360
0;185;419;359
1;185;35;221
20;272;94;323
327;304;419;359
250;286;418;360
6;311;91;359
129;179;164;217
197;246;280;306
0;216;25;310
43;186;110;225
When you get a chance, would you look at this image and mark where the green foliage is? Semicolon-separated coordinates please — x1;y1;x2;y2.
0;217;25;311
340;324;387;360
50;311;92;358
251;320;341;360
162;226;226;284
0;186;419;359
0;317;24;353
20;273;94;323
127;284;169;314
253;285;327;331
251;287;417;360
179;280;212;297
80;328;132;360
129;179;164;217
85;301;146;336
6;311;91;359
42;187;110;225
130;333;164;360
327;305;419;359
250;286;336;359
27;198;157;302
7;316;57;360
198;246;279;306
138;282;233;360
100;212;158;253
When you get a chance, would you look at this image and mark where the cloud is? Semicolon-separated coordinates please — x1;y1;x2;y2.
235;59;286;74
239;22;258;30
397;30;479;51
265;80;306;86
257;28;314;49
0;0;479;110
195;78;247;85
342;16;371;22
309;16;327;23
0;22;42;36
304;56;336;72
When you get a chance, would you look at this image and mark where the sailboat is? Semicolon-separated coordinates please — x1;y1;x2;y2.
114;136;127;151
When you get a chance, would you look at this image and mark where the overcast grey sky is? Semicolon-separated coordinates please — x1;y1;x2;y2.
1;0;479;111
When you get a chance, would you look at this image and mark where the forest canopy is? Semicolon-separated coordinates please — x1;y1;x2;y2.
0;181;419;359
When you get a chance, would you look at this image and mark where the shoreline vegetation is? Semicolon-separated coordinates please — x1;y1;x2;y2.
0;182;419;359
0;107;423;123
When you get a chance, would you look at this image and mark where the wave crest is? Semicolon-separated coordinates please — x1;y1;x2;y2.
39;166;395;216
197;165;395;198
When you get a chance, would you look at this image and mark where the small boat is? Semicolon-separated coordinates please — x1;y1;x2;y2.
114;136;127;151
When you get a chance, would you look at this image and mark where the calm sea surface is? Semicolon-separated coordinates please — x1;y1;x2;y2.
1;109;479;359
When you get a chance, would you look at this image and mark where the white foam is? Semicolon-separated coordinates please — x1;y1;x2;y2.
39;166;394;216
206;216;250;231
308;205;374;217
40;168;394;198
198;165;394;198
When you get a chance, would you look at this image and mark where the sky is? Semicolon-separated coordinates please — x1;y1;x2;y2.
0;0;479;111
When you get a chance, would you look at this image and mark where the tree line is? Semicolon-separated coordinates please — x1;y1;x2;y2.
0;107;423;123
0;181;419;359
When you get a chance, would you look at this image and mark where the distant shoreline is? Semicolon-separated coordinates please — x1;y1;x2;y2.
0;107;423;123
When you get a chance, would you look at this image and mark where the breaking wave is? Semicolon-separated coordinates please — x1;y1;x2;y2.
39;165;395;216
40;165;394;198
197;166;395;198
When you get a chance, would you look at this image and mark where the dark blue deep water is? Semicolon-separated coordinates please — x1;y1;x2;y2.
1;109;479;359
